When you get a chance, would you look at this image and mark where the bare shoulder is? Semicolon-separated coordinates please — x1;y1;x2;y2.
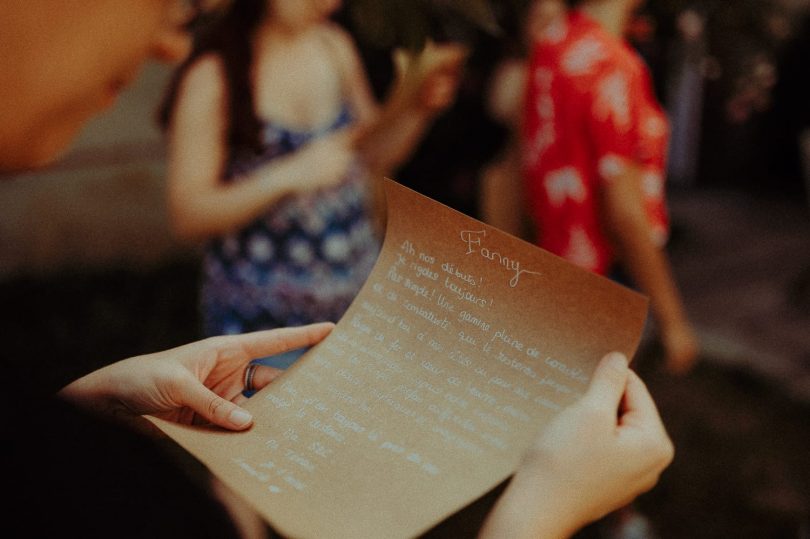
316;22;362;67
177;53;228;108
318;22;357;49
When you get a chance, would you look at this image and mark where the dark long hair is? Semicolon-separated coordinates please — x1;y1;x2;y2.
158;0;267;153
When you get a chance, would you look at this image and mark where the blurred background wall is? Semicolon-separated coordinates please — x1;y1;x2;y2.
0;63;196;278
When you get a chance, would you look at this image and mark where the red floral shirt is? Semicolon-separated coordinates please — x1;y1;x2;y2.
522;10;669;275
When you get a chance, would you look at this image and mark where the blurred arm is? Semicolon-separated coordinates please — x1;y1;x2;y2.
480;59;530;238
333;31;467;179
600;166;698;373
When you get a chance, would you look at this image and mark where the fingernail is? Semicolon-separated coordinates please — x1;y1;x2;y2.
229;408;252;427
606;352;628;370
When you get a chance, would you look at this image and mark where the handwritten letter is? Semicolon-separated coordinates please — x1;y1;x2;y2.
152;179;648;539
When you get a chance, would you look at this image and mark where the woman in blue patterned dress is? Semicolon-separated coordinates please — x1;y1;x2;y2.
160;0;466;367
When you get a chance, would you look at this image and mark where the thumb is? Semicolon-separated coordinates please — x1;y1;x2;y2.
184;383;253;431
582;352;630;414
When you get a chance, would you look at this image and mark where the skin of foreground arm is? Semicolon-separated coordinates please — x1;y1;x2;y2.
479;352;674;539
58;323;334;430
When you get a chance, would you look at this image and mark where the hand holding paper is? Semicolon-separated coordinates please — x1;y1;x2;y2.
480;352;674;539
59;323;334;430
153;180;656;538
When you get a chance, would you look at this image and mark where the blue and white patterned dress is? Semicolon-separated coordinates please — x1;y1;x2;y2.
201;105;380;349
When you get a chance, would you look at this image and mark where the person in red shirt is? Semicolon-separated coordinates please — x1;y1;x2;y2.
522;0;699;375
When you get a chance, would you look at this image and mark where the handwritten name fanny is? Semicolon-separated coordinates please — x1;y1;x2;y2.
460;230;541;287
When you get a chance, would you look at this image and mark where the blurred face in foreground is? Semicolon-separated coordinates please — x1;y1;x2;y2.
0;0;194;171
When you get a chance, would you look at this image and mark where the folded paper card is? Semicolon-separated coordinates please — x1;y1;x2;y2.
151;178;648;539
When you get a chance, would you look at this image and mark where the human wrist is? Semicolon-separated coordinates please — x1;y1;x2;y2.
489;462;584;539
58;362;132;418
259;161;299;199
58;368;112;410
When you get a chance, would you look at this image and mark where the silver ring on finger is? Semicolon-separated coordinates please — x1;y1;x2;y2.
244;363;260;393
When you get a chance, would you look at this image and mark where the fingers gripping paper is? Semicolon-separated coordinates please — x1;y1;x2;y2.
152;179;648;539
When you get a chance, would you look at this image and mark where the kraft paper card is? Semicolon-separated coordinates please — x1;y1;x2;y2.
151;178;648;539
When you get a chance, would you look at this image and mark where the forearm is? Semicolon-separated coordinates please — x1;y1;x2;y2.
600;167;690;333
57;362;126;417
605;211;689;331
355;42;465;178
354;97;435;179
170;157;309;240
479;465;579;539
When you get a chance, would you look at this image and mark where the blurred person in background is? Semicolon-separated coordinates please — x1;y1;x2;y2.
481;0;565;239
160;0;465;370
519;0;699;379
517;0;698;535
